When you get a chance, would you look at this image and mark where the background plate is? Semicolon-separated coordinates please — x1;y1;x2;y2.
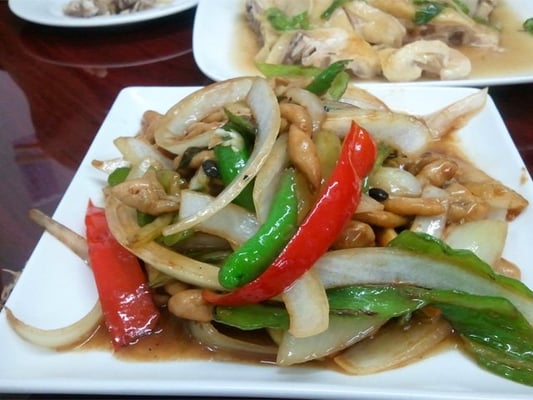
1;85;533;399
8;0;198;27
193;0;533;85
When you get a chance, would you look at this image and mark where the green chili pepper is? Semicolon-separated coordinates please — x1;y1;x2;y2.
214;129;255;211
223;108;256;145
305;60;350;96
217;168;299;289
107;166;131;187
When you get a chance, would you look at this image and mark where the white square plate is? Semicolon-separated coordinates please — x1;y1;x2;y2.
193;0;533;86
1;85;533;399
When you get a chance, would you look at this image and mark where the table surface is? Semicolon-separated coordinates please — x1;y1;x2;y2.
1;2;533;399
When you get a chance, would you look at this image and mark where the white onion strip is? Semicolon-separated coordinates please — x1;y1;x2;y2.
5;303;102;350
334;315;452;374
253;134;290;223
281;269;329;338
179;190;259;248
161;78;281;235
105;194;221;290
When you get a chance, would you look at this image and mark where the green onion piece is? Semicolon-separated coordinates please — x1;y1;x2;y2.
266;7;310;31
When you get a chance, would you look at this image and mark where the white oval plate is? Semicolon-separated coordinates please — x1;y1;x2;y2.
8;0;198;27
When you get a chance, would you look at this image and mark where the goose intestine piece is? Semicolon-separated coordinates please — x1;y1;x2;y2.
379;40;472;82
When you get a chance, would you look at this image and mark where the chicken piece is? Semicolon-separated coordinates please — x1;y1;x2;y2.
408;8;500;49
343;1;406;47
282;28;381;79
367;0;500;49
109;170;180;215
379;40;471;82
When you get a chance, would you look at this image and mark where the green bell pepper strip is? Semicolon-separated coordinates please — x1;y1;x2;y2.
213;284;533;386
203;121;377;306
214;129;255;211
218;168;299;289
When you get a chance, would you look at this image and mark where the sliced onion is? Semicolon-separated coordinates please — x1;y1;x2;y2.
276;314;388;366
28;208;88;261
253;134;290;223
334;314;452;374
281;270;329;338
444;219;508;266
154;77;254;154
188;321;277;357
322;108;432;156
105;194;221;290
354;193;385;214
179;190;259;248
5;303;102;350
410;185;449;238
162;78;281;235
423;88;487;139
313;247;533;325
114;136;173;170
339;85;390;110
368;167;422;197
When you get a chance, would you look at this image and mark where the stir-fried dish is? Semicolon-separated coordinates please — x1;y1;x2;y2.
6;71;533;387
246;0;503;82
63;0;161;17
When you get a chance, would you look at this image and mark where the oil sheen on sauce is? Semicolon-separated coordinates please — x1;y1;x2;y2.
234;2;533;81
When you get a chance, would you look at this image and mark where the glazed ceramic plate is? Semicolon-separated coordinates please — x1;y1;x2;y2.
1;85;533;399
193;0;533;85
8;0;197;27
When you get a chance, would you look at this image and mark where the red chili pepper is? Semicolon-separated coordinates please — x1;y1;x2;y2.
85;201;160;349
203;121;377;306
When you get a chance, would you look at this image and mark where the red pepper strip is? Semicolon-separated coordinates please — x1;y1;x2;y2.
85;201;160;349
203;121;377;306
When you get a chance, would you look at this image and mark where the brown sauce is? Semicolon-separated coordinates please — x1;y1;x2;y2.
235;3;533;81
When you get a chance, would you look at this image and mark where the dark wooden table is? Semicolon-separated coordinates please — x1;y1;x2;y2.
1;2;533;399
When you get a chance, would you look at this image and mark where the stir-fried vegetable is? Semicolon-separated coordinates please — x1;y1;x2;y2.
203;121;377;305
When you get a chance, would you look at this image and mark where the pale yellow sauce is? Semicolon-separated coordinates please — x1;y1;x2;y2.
235;3;533;81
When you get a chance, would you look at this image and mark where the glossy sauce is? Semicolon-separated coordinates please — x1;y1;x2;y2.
234;3;533;81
